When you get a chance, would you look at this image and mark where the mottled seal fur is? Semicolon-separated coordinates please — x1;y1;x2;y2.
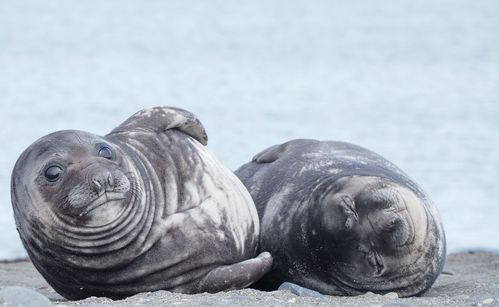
11;107;272;300
235;139;446;297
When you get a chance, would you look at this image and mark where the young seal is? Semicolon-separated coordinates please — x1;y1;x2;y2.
11;107;272;300
235;139;446;297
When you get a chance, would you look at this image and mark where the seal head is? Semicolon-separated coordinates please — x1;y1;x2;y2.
14;131;133;229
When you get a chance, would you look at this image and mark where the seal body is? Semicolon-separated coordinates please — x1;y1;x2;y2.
11;107;272;300
235;139;446;297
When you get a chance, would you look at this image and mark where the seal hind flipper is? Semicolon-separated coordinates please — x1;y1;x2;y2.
109;106;208;145
194;252;273;292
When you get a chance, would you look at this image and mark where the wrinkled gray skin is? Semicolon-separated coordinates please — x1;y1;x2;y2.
11;107;272;300
235;139;446;297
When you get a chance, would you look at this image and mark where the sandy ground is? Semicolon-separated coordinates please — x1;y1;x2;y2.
1;252;498;306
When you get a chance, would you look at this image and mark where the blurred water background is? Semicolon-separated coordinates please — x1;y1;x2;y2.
0;0;498;259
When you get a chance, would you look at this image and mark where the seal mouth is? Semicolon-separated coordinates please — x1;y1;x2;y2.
78;192;127;216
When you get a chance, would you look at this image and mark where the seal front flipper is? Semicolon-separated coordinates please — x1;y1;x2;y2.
252;143;289;163
194;252;273;292
108;106;208;145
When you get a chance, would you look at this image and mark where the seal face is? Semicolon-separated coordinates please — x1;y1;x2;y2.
11;107;272;300
235;139;446;297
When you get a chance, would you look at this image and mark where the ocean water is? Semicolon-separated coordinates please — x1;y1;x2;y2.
0;0;498;259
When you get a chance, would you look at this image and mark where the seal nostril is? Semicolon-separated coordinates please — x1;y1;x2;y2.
92;178;102;192
374;253;385;276
92;178;103;192
107;173;114;188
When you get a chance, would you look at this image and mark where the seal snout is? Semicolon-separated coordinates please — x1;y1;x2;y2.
91;170;116;194
68;168;130;214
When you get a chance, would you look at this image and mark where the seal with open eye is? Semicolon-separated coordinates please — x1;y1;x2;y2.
235;139;445;297
11;106;272;300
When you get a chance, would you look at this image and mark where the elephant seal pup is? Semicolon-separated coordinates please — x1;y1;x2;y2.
235;139;446;297
11;106;272;300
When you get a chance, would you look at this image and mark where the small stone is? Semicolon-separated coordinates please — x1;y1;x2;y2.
383;292;399;299
466;293;499;305
278;282;324;298
287;297;297;303
363;291;379;297
217;295;254;306
0;286;52;307
382;303;412;307
482;298;494;305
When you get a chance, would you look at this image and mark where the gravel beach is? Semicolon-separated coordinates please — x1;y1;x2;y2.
1;252;498;306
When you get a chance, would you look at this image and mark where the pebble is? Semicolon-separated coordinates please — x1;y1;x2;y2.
482;298;494;305
0;286;52;307
215;295;255;306
382;303;412;307
278;282;324;298
466;293;499;306
383;292;399;299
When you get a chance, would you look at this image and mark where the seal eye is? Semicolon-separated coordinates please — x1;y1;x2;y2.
45;165;63;182
98;146;113;160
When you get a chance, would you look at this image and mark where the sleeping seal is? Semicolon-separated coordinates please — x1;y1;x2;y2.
235;139;446;297
11;106;272;300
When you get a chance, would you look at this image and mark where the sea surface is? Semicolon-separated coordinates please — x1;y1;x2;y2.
0;0;498;259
